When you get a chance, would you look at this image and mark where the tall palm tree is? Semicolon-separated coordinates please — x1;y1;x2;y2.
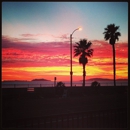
74;39;93;87
103;24;121;87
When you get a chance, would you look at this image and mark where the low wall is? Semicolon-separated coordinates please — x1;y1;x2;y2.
2;86;127;99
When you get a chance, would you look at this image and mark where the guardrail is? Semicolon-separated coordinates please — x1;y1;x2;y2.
2;107;127;128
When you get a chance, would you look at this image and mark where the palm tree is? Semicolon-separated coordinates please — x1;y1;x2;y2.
103;24;121;87
74;39;93;87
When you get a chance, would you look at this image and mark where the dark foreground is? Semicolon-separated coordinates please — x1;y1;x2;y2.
1;86;128;129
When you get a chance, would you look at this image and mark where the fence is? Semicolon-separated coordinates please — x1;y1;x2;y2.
2;107;127;128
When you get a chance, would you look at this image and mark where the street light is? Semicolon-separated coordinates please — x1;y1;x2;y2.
70;27;82;87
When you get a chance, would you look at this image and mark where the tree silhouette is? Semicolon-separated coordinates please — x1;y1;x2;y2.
103;24;121;87
91;81;101;87
56;81;65;87
74;39;93;87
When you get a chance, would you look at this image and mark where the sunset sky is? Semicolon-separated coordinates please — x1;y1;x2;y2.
2;2;128;81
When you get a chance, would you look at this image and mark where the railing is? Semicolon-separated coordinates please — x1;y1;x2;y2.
2;108;127;128
2;82;128;88
2;84;54;88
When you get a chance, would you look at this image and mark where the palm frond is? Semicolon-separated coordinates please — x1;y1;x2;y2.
74;46;82;56
86;41;92;49
74;50;81;57
73;46;79;49
115;32;121;36
75;42;80;46
84;49;93;57
104;33;110;40
114;32;120;41
104;28;108;31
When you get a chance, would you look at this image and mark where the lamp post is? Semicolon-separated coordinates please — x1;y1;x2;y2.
70;27;82;87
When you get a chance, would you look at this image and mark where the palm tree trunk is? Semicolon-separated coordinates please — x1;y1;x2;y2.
83;64;86;87
112;44;116;87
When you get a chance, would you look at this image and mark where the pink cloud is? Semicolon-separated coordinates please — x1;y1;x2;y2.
21;34;36;37
20;33;70;43
2;35;70;54
91;40;128;58
2;35;128;68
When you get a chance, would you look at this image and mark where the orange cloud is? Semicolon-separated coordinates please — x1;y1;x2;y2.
2;35;128;81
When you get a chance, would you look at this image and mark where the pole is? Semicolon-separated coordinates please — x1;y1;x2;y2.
70;27;82;87
70;34;73;87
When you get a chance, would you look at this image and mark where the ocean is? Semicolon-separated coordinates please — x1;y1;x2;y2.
2;80;128;88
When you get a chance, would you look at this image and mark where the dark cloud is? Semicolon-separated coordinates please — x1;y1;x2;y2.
2;35;70;55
